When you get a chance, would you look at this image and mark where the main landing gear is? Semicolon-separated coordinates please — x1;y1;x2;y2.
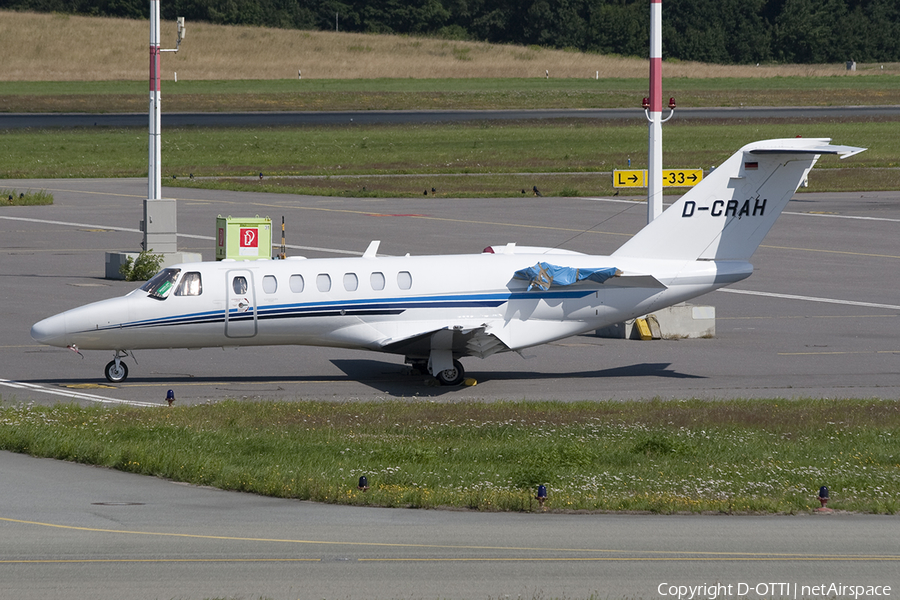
435;359;465;386
406;357;466;386
105;351;130;383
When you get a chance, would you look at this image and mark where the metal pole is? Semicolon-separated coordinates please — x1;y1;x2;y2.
149;0;161;203
143;0;177;254
647;0;663;223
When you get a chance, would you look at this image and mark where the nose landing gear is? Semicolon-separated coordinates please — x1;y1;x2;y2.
105;351;130;383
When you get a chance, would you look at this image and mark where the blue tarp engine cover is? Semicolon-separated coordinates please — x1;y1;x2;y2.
513;263;620;291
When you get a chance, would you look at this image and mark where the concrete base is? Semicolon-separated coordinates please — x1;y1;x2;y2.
596;303;716;340
105;251;203;280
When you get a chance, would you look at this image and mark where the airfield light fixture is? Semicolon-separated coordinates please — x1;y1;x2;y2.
668;97;676;109
641;97;650;109
536;485;547;507
818;486;829;508
166;389;175;406
358;476;369;491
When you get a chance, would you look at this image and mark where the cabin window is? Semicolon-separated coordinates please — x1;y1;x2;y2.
262;275;277;294
343;273;358;292
232;276;248;295
316;273;331;292
289;274;304;293
370;272;385;291
141;268;180;300
397;271;412;290
174;272;202;296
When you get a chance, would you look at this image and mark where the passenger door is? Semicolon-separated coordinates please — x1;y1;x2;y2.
225;269;257;338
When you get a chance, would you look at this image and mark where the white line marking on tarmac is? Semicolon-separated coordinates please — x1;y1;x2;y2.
0;216;361;256
0;216;142;233
584;197;900;222
783;211;900;223
0;379;158;407
718;288;900;311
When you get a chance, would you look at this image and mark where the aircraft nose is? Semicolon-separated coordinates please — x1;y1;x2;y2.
31;313;68;347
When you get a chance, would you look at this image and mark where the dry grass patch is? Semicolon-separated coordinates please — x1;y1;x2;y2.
2;10;895;82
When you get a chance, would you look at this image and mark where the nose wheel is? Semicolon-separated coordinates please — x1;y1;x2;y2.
105;357;129;383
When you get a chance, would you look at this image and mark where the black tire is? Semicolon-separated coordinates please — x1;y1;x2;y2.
105;360;128;383
435;359;465;386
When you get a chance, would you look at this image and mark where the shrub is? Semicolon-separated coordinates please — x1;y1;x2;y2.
119;250;164;281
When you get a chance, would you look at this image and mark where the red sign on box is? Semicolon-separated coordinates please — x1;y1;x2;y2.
239;228;259;256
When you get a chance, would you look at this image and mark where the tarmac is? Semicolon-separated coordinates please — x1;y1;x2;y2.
1;179;899;599
1;178;898;405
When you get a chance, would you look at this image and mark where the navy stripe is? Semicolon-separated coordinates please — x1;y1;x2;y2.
94;289;595;332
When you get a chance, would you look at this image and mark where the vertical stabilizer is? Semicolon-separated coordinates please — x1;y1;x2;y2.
611;138;865;261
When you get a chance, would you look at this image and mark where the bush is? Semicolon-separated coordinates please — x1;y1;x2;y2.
119;250;164;281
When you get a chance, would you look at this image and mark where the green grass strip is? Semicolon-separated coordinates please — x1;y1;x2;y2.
4;76;900;95
0;188;53;206
2;399;898;514
1;120;895;196
4;76;900;112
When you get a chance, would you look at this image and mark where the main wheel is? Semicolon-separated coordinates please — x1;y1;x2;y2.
435;359;465;386
105;360;129;383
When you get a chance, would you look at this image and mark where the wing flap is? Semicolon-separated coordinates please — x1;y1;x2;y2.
379;324;510;359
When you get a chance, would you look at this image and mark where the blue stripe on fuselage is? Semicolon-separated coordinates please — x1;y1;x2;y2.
91;289;595;333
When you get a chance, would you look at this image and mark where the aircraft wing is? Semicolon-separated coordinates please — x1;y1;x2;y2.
602;274;667;289
379;324;510;359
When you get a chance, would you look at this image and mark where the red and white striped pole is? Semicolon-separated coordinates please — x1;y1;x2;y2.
143;0;179;254
647;0;663;223
149;0;161;203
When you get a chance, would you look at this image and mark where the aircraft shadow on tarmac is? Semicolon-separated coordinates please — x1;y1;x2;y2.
31;359;703;398
329;359;707;396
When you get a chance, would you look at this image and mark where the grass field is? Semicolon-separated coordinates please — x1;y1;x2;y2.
0;188;53;205
6;10;896;83
5;76;900;113
2;399;898;514
2;10;900;114
1;119;894;196
3;11;898;197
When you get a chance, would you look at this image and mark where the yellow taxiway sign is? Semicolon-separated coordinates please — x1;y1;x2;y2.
613;169;704;188
613;170;646;188
663;169;704;187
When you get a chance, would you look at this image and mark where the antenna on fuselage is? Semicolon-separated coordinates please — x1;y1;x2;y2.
279;216;286;259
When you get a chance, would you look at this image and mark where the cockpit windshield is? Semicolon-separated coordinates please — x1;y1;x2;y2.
140;268;181;300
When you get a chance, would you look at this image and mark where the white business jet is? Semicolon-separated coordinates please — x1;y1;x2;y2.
31;138;864;385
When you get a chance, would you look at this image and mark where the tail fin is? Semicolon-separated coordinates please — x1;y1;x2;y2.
611;138;865;261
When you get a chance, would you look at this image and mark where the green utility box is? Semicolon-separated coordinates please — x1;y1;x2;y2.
216;215;272;261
